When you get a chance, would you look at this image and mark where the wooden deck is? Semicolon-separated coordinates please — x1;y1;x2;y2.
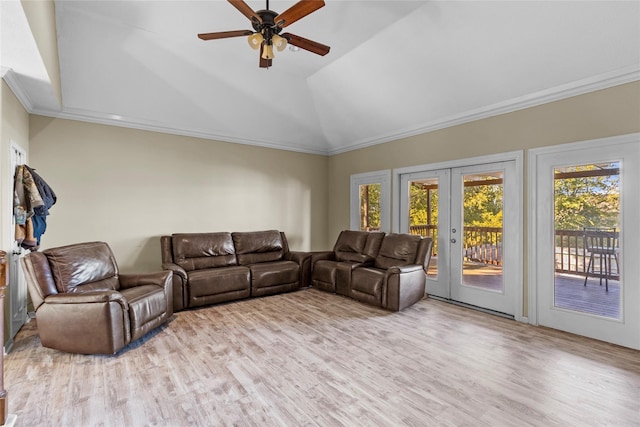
428;260;620;319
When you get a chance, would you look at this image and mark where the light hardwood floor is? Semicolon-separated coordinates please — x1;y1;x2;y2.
5;288;640;426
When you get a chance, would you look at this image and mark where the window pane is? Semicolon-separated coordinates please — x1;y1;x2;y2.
359;184;381;231
553;162;621;319
461;172;504;292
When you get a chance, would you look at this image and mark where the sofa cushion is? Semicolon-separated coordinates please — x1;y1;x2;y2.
232;230;284;265
374;234;422;270
187;266;251;297
172;233;237;271
351;267;385;307
334;230;369;262
249;260;299;289
44;241;119;293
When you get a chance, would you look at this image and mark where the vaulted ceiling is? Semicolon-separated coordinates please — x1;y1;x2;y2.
2;1;639;155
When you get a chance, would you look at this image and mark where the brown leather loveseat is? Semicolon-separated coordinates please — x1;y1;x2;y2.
21;241;173;354
161;230;310;311
311;231;433;311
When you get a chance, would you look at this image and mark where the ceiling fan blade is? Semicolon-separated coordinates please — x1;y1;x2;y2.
282;33;330;56
198;30;253;40
259;44;272;68
275;0;325;28
228;0;262;24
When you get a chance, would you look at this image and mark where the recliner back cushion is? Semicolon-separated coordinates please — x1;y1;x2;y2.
374;234;422;270
232;230;284;265
333;230;370;262
44;241;119;293
172;233;237;271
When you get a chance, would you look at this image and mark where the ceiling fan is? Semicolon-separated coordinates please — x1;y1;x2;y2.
198;0;330;68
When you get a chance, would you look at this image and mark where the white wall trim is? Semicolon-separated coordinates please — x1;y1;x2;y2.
1;68;34;112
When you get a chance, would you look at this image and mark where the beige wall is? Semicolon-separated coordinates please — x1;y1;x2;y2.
327;81;640;316
328;81;640;238
29;116;329;273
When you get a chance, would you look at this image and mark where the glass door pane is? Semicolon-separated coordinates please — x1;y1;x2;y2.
408;178;439;278
553;162;621;319
461;172;504;292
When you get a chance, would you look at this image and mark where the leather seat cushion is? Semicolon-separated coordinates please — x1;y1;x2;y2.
188;266;250;297
312;260;339;285
351;267;385;297
250;261;299;288
120;285;167;330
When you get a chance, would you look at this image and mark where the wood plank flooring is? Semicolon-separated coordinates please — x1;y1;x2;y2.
5;289;640;426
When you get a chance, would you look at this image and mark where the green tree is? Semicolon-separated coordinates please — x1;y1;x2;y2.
360;184;380;230
554;165;619;230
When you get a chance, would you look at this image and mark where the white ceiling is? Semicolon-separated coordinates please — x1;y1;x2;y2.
2;1;639;155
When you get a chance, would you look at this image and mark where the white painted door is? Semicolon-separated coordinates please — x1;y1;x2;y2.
450;162;518;315
532;135;640;349
400;160;520;316
400;169;450;298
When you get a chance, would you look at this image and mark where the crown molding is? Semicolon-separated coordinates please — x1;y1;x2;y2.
29;106;331;156
21;65;640;157
1;67;35;111
327;65;640;156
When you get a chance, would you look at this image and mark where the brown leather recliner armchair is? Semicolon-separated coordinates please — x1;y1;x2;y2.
351;233;433;311
21;241;173;354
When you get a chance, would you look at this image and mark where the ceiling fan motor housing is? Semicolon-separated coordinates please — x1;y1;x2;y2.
253;9;283;41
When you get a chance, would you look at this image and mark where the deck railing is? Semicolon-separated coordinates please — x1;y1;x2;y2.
409;225;619;279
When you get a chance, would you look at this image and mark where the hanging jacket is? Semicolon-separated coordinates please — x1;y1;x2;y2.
13;165;44;225
25;165;56;216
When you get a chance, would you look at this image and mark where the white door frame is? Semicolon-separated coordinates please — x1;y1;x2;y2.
393;150;524;321
528;133;640;349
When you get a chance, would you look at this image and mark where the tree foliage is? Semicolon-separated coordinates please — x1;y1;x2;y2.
554;165;619;230
359;184;380;230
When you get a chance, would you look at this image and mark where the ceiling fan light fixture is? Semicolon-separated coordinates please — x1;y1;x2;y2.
262;42;275;60
272;34;287;52
247;32;264;50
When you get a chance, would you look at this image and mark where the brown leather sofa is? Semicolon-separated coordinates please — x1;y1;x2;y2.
21;241;173;354
311;231;433;311
161;230;310;311
311;230;384;295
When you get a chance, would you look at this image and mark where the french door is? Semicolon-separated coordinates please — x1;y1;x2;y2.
531;135;640;349
400;160;520;316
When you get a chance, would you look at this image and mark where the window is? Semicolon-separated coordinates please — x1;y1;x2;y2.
350;170;391;232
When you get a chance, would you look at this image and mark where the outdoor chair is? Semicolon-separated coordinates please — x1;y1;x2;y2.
583;228;619;292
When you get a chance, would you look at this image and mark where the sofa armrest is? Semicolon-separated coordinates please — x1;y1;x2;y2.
120;271;173;290
161;262;188;282
287;251;312;287
44;290;126;305
309;251;335;267
383;266;426;312
387;265;424;274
